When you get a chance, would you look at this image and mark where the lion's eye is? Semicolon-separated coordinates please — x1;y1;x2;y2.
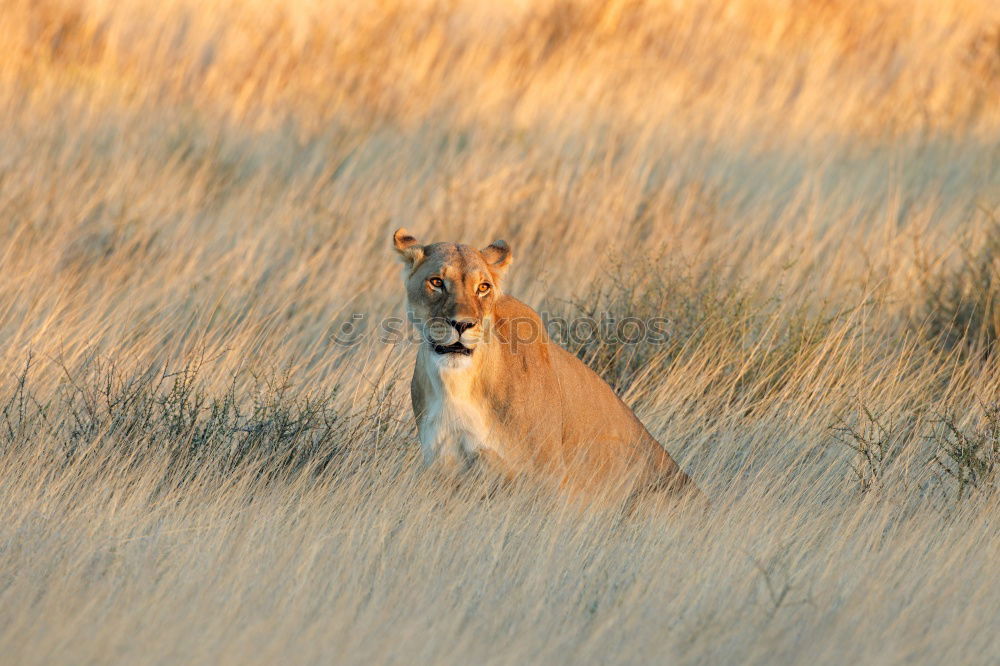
477;282;491;294
428;277;444;289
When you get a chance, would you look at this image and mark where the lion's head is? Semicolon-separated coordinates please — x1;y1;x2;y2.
393;228;513;358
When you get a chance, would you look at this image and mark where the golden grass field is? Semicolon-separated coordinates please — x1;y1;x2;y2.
1;0;999;663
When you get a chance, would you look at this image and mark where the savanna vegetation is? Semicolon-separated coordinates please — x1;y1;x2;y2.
0;0;998;663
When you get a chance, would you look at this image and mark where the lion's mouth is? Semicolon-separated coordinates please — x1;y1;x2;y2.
432;342;473;356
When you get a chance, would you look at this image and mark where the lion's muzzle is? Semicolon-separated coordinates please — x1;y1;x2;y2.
425;317;481;355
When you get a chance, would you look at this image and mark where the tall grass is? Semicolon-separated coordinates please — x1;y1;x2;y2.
0;0;999;663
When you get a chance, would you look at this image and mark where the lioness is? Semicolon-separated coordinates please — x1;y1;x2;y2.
393;228;701;504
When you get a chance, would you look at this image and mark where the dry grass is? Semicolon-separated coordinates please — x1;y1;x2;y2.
1;0;999;663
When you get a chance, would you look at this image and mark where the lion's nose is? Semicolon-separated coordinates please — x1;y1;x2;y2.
450;319;476;335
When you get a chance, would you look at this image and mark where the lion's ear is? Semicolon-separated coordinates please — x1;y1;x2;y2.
482;239;513;281
393;228;425;267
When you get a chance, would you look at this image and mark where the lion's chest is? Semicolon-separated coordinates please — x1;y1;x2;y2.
417;360;493;470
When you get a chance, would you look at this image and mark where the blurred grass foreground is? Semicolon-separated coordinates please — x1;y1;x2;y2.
0;1;999;664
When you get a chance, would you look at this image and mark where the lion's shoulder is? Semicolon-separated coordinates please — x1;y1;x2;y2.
491;295;552;362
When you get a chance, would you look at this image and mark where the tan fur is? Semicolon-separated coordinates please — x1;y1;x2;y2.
393;228;702;504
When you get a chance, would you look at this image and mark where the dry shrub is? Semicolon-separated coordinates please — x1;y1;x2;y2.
551;255;836;413
916;217;1000;359
0;353;355;482
929;402;1000;501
